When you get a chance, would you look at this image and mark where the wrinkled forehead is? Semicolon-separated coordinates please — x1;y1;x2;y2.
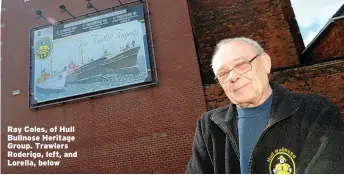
212;42;257;74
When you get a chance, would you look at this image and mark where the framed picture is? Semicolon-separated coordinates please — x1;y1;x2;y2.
29;3;158;108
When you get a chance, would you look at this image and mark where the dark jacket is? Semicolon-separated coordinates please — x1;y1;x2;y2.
186;82;344;174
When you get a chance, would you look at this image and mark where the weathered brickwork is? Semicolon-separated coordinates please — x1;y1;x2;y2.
271;59;344;119
308;19;344;62
188;0;304;84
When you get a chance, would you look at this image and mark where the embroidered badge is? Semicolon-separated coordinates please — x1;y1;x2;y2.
267;147;296;174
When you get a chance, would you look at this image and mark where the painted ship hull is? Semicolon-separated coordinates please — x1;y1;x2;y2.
102;46;140;70
65;46;140;84
35;70;69;91
65;57;107;84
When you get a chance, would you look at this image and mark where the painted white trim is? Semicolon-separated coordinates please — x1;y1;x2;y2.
332;16;344;20
302;14;344;55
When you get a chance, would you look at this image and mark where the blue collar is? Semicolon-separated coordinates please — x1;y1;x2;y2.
237;93;273;118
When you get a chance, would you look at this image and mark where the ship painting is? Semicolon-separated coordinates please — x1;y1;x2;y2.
35;41;141;91
35;56;69;92
102;45;140;70
66;42;141;84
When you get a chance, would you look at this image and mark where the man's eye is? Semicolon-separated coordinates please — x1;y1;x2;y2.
219;72;229;78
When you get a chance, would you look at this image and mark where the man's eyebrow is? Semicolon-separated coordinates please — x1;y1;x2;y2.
231;57;246;62
228;58;245;67
216;69;227;75
215;68;224;75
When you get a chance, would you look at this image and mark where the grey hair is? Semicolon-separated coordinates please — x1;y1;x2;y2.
211;37;265;74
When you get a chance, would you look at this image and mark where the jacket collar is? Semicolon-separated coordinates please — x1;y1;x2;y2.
210;81;300;135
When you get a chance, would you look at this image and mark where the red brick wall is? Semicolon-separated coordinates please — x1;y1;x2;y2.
279;0;305;56
1;0;206;173
204;59;344;119
188;0;303;85
270;59;344;119
309;19;344;62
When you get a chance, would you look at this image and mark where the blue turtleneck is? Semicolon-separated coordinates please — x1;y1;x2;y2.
237;94;273;174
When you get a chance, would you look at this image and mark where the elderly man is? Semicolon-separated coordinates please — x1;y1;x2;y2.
186;37;344;174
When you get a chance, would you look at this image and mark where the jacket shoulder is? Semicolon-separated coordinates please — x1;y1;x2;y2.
198;105;230;123
196;105;231;134
291;93;338;111
291;92;342;127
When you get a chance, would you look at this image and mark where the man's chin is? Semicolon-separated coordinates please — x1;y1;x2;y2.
232;95;252;105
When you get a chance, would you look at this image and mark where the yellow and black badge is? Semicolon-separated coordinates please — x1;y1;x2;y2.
267;147;296;174
34;37;53;60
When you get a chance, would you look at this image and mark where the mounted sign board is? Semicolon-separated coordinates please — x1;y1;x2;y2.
29;3;158;108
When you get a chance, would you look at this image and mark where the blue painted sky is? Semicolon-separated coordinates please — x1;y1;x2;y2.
290;0;344;46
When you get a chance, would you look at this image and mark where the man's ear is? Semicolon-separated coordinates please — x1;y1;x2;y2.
262;53;272;74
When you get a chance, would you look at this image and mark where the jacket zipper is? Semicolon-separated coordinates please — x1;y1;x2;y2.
227;132;240;159
247;109;298;173
211;118;240;160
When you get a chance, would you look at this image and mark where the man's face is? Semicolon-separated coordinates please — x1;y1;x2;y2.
213;41;271;107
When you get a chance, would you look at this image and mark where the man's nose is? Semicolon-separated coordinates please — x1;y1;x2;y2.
229;70;240;83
